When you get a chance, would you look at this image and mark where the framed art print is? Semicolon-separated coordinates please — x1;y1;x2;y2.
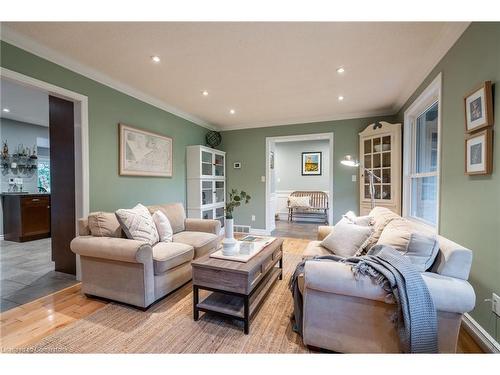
464;81;493;133
301;151;322;176
119;123;173;177
465;128;493;175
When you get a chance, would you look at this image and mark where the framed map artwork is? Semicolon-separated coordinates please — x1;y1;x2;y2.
119;123;173;177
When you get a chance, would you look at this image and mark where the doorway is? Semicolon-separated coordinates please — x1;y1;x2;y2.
0;68;89;311
265;133;334;238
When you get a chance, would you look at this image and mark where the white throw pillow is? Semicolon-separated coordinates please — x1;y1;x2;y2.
115;204;159;246
321;219;373;257
152;210;173;242
289;196;311;208
343;211;374;227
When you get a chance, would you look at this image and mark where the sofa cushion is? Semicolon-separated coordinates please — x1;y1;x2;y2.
152;242;194;275
152;210;173;242
88;212;123;238
321;219;372;257
115;204;159;246
147;203;186;234
377;218;413;251
362;207;401;252
303;240;331;259
173;231;219;258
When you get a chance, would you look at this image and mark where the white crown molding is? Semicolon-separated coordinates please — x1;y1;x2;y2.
0;25;218;131
221;108;395;131
392;22;470;113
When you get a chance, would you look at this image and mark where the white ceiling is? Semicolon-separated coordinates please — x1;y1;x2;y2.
0;78;49;127
1;22;469;130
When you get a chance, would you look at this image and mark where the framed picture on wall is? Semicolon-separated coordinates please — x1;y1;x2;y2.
465;128;493;175
119;123;173;177
464;81;493;133
301;151;322;176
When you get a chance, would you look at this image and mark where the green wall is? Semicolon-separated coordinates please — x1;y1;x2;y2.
220;115;394;229
395;23;500;339
0;41;207;212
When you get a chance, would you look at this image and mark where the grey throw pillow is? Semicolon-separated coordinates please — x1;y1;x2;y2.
403;232;440;272
321;219;373;257
115;204;159;246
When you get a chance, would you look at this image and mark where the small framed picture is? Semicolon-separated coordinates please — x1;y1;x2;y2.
465;129;493;175
301;151;322;176
464;81;493;133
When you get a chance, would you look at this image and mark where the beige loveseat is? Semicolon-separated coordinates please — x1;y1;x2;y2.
71;203;222;309
300;207;476;353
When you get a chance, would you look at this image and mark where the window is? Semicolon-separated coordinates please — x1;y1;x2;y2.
403;74;441;229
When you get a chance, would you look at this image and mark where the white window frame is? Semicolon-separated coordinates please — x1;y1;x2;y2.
403;73;442;232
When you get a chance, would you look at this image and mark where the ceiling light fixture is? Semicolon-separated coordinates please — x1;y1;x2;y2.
202;90;209;96
2;108;10;113
229;109;236;115
151;55;161;63
338;95;344;101
336;67;345;74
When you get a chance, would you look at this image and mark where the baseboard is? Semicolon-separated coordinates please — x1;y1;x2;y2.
462;313;500;353
249;228;272;236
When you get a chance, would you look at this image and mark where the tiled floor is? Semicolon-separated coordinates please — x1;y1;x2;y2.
271;219;320;240
0;238;77;312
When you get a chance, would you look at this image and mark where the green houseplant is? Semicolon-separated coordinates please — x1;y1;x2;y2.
223;189;251;255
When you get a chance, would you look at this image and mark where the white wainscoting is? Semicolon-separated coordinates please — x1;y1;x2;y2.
274;190;329;221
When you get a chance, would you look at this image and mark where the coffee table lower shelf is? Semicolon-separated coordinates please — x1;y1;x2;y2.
194;267;282;334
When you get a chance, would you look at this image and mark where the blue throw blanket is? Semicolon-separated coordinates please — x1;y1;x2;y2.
290;245;438;353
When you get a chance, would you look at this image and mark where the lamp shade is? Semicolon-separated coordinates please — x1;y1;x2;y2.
340;155;359;167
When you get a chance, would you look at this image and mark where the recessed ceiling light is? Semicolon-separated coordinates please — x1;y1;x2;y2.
2;108;10;113
338;95;344;101
202;90;209;96
151;55;161;63
229;109;236;115
336;67;345;74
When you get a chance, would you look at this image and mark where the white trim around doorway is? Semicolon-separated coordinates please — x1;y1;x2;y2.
1;67;89;280
265;132;334;234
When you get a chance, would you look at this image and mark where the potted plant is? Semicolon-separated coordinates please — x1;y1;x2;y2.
222;189;251;255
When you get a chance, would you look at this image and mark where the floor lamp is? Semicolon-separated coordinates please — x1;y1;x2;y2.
340;155;381;210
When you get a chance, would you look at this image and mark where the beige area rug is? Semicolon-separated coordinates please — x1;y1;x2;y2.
29;252;310;353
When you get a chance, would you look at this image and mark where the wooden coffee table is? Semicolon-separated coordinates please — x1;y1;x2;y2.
191;238;284;334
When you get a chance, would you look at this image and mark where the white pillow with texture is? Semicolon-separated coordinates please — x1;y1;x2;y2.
115;204;159;246
152;210;173;242
289;196;311;208
343;211;374;227
321;219;373;257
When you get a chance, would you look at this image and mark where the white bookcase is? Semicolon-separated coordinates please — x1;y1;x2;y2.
186;145;226;231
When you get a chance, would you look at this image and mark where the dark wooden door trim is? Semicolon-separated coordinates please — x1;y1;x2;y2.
49;95;76;275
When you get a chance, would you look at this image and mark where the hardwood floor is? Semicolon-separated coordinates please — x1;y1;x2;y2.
0;238;484;353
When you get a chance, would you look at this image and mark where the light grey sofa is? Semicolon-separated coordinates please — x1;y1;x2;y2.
300;207;476;353
71;203;222;309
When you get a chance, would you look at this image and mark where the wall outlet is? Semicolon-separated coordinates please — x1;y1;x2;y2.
261;175;266;182
251;215;256;222
492;293;500;316
352;175;357;182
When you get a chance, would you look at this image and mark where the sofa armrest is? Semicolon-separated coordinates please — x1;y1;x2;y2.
317;226;334;241
70;236;153;264
304;260;388;303
185;218;221;235
422;272;475;313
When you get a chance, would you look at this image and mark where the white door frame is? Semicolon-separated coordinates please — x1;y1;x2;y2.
265;132;334;234
1;67;89;279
